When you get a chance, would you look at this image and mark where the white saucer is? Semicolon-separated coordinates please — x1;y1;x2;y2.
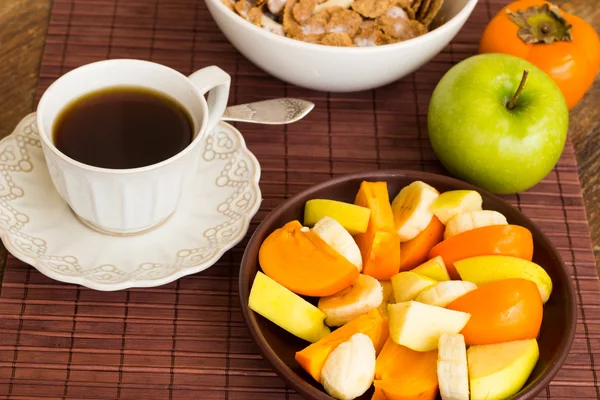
0;113;261;291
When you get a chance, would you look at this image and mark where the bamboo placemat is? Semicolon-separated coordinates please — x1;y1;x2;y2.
0;0;598;398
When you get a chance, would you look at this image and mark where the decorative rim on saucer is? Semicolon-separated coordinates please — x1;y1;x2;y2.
0;113;262;290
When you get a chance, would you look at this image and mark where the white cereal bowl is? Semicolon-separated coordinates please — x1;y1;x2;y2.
205;0;479;92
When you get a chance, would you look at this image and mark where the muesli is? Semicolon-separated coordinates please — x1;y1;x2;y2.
222;0;445;47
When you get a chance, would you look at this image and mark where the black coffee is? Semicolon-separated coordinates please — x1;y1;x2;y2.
53;86;193;169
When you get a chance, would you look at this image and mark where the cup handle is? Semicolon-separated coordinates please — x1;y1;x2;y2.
188;66;231;134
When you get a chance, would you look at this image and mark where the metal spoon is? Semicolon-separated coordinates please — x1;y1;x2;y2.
221;98;314;125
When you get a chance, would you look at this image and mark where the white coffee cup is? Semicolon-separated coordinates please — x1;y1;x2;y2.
36;59;231;235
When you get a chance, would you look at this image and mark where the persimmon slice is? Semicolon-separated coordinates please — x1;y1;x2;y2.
373;337;438;400
428;224;533;279
295;308;388;383
354;181;401;280
258;220;359;297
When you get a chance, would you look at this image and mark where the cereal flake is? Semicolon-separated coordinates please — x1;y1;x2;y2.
302;9;330;35
326;9;363;37
314;0;353;14
247;7;264;25
386;5;408;19
354;23;386;46
377;15;427;41
394;0;413;8
293;0;318;23
221;0;236;11
320;32;354;46
283;0;304;36
351;0;392;18
234;0;256;17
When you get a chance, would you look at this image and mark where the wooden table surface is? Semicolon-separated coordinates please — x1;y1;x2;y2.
0;0;599;273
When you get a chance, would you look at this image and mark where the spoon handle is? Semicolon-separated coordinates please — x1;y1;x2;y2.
221;98;315;125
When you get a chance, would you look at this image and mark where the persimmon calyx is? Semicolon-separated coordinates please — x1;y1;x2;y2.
506;4;573;44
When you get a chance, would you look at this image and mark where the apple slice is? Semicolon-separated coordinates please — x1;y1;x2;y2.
377;280;395;318
431;190;483;225
415;281;477;308
304;199;371;235
455;255;552;303
387;301;471;352
411;256;450;281
467;339;539;400
249;271;330;343
391;271;437;303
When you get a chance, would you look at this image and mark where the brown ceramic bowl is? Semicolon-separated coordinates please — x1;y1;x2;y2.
239;170;576;400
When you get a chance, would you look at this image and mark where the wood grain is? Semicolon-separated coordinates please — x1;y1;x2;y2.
0;1;598;398
0;0;598;272
554;0;600;270
0;0;51;138
0;0;51;286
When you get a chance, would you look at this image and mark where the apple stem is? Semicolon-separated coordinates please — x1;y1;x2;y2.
507;70;529;110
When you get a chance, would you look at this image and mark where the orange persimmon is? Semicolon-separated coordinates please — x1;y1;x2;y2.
479;0;600;110
371;387;387;400
428;224;533;279
295;308;388;383
259;220;359;297
354;181;401;280
447;279;543;345
398;216;445;272
373;337;438;400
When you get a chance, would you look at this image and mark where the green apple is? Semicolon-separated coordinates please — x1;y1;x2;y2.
391;271;437;302
415;280;477;308
467;339;539;400
411;256;450;281
377;280;395;318
304;199;371;235
249;271;330;343
388;301;471;352
455;255;552;303
428;53;568;194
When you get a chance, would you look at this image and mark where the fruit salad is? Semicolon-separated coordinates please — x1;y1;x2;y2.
248;180;552;400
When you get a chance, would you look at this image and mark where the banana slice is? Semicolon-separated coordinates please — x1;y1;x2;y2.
438;333;469;400
391;181;439;242
431;190;483;225
444;210;508;239
318;274;383;327
321;333;376;400
415;281;477;308
312;216;363;271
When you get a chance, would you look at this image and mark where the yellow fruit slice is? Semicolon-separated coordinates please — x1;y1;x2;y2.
455;255;553;303
391;181;439;242
468;339;539;400
304;199;371;235
377;280;395;318
249;271;330;343
437;333;469;400
312;216;363;271
431;190;483;225
318;274;383;327
411;256;450;281
391;271;437;303
387;301;471;352
320;333;376;400
444;210;507;239
415;281;478;308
